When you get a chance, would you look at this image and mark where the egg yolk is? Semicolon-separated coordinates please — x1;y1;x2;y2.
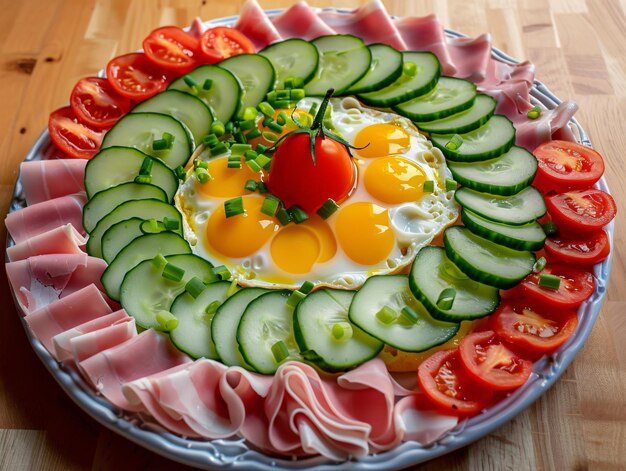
335;202;395;265
197;157;264;198
301;215;337;263
271;225;320;274
364;156;428;204
353;123;410;158
206;196;277;258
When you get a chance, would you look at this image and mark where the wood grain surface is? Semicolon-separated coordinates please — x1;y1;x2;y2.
1;1;624;470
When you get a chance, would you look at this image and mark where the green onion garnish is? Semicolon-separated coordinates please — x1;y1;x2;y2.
266;91;277;102
194;158;208;169
258;101;275;117
156;310;179;331
195;167;211;184
268;121;284;134
230;143;252;156
227;157;242;169
527;105;542;119
239;120;256;131
284;76;304;89
140;218;161;234
246;159;262;173
276;90;291;100
234;131;246;144
290;88;305;100
183;75;198;89
202;78;213;90
289;205;309;224
212;265;231;280
139;156;153;176
210;142;229;156
134;174;152;184
255;154;272;170
436;288;456;310
162;262;185;282
262;131;278;142
533;256;547;273
244;150;258;161
400;306;419;325
211;121;225;137
225;121;234;135
185;276;207;298
445;178;458;192
244;179;257;192
226;278;240;297
276;111;288;126
152;138;170;151
152;254;168;269
262;116;273;127
316;198;339;220
271;340;289;363
224;197;244;218
174;165;186;181
423;180;435;193
403;61;417;77
445;134;463;151
256;143;269;154
276;207;291;225
542;221;558;236
376;305;398;325
287;290;306;310
203;133;219;147
246;128;262;140
308;102;319;116
261;196;280;216
331;322;353;341
205;300;221;316
299;281;315;294
539;273;561;290
257;181;268;193
272;99;292;109
162;217;179;231
243;106;258;121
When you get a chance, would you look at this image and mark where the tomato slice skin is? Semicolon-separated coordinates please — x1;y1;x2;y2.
544;230;610;265
519;263;595;309
48;106;105;159
106;52;172;100
533;140;604;193
417;349;493;415
143;26;200;74
546;188;616;233
199;26;256;63
459;331;533;391
70;77;131;129
491;300;578;354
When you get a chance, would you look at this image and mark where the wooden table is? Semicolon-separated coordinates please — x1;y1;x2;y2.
1;0;624;469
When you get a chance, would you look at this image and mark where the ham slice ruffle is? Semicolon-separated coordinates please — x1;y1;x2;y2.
20;159;86;205
234;0;281;50
6;223;86;262
271;1;334;40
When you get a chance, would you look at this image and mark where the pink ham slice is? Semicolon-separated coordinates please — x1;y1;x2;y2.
234;0;281;50
25;284;113;354
448;34;492;81
188;17;205;40
513;101;579;151
319;0;407;51
20;159;86;206
6;224;86;262
5;193;87;244
271;1;335;40
79;329;191;412
394;394;458;444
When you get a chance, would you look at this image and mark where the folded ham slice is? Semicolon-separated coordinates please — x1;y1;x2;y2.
6;224;86;262
234;0;281;50
271;1;335;40
448;34;492;81
20;159;86;206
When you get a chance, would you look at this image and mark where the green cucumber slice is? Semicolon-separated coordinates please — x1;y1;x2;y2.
219;54;276;116
431;115;515;162
259;39;319;89
443;226;536;289
345;43;403;94
101;217;145;264
409;246;500;322
416;94;496;134
461;210;546;252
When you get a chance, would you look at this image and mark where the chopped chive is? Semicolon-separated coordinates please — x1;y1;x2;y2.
331;322;353;341
234;131;246;144
140;218;161;234
185;276;207;298
275;90;290;100
258;101;275;117
183;75;198;89
244;179;257;191
289;88;305;100
262;116;274;127
243;106;258;121
139;156;153;176
299;281;315;294
210;142;229;156
152;254;168;269
257;181;268;193
246;159;263;173
152;138;170;151
195;167;212;184
202;78;213;90
239;120;256;131
230;143;252;156
156;310;179;331
542;221;559;236
289;205;309;224
244;150;258;161
262;131;278;142
276;207;292;226
287;290;306;311
255;154;272;170
308;102;319;116
162;262;185;282
203;133;219;147
256;143;269;154
212;265;231;280
174;165;186;181
400;306;419;325
376;305;398;325
267;121;284;134
134;174;152;184
225;121;234;135
284;77;295;89
266;91;277;102
260;196;280;216
205;300;221;316
226;278;239;297
246;128;262;140
423;180;435;193
436;288;456;310
194;158;208;169
322;117;335;130
276;111;288;126
284;76;304;89
539;273;561;290
403;61;417;77
271;340;289;363
162;217;179;231
445;178;458;192
445;134;463;151
533;256;547;273
224;197;244;217
227;157;242;169
527;105;542;119
316;198;339;220
271;99;291;109
211;121;225;136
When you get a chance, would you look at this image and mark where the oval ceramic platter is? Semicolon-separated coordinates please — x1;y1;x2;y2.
6;8;614;470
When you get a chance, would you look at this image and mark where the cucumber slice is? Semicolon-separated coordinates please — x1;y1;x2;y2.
455;186;547;226
345;43;403;94
101;232;191;301
408;246;500;322
168;65;242;123
260;39;319;89
348;275;459;352
101;217;145;263
357;51;441;108
447;146;538;196
393;77;476;122
294;289;383;372
120;254;215;330
170;281;231;359
416;94;496;134
236;290;300;374
83;182;167;233
84;147;178;201
131;90;213;147
431;115;515;162
219;54;276;116
101;112;193;170
86;199;183;259
212;288;270;368
444;226;536;289
462;210;546;252
305;35;371;96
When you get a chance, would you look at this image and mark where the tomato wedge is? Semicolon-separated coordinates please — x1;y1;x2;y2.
143;26;200;74
544;230;610;265
533;140;604;193
417;349;493;415
519;263;595;309
48;106;105;159
70;77;131;129
546;188;616;233
199;26;255;63
491;300;578;354
459;331;533;391
106;52;172;100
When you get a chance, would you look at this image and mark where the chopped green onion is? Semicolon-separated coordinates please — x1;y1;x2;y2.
194;158;208;169
316;198;339;220
266;91;277;102
234;131;246;144
195;167;211;184
203;133;219;147
527;105;542;119
185;276;207;298
211;121;225;137
276;111;288;126
261;196;280;216
436;288;456;310
262;131;278;142
244;179;257;191
246;128;262;140
533;256;547;273
226;278;240;297
243;106;258;121
162;217;179;231
205;300;221;316
139;156;154;176
262;116;273;127
183;75;198;89
174;165;186;181
403;61;417;77
239;120;256;131
284;76;304;89
271;340;289;363
331;322;353;341
152;138;170;151
227;157;242;169
267;121;284;134
272;99;291;109
156;310;179;331
322;117;335;130
202;78;213;90
539;273;561;290
212;265;231;280
376;305;398;325
400;306;419;325
257;181;268;193
290;88;305;100
255;154;272;170
276;207;291;225
230;143;252;156
256;143;269;154
445;178;458;192
244;150;258;161
152;254;168;269
308;102;319;116
258;101;275;117
224;196;244;218
225;121;234;135
543;221;559;236
134;174;152;184
287;290;306;311
210;142;229;156
423;180;435;193
162;262;185;282
140;218;161;234
289;205;309;224
445;134;463;151
275;90;290;100
246;159;263;173
299;281;315;294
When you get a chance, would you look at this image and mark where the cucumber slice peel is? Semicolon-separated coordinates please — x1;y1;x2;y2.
260;39;319;89
416;94;496;134
461;210;546;252
345;43;403;95
101;217;146;263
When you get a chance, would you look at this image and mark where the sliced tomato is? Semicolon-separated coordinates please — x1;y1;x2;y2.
491;300;578;354
417;349;493;415
533;140;604;193
48;106;105;159
546;188;616;233
199;26;255;63
106;52;172;100
519;263;595;309
143;26;200;74
544;230;610;265
459;330;533;391
70;77;131;129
